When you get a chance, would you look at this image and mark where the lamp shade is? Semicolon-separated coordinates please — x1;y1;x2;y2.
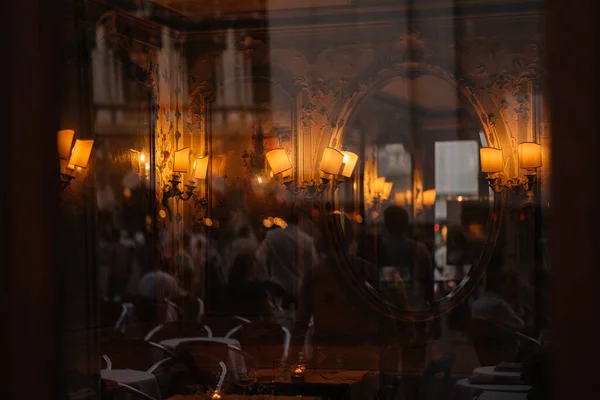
319;147;344;175
173;147;191;173
265;148;292;175
68;139;94;169
422;189;437;207
194;156;210;180
518;142;542;169
340;151;359;178
395;192;406;206
479;147;503;173
57;129;74;160
373;177;386;195
382;181;393;200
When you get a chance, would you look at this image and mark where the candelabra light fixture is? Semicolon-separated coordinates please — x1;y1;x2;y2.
265;147;359;200
130;149;150;181
480;142;543;193
162;147;211;207
57;129;94;190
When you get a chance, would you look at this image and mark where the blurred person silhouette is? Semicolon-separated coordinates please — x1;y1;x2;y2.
255;209;319;307
104;227;132;300
292;213;415;399
378;205;434;312
470;265;538;365
221;250;276;320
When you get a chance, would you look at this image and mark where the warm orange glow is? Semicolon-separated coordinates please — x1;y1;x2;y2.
518;142;542;170
373;177;386;195
68;139;94;169
340;151;359;177
382;182;393;200
395;192;406;206
319;147;344;175
423;189;437;207
265;148;292;175
479;147;503;173
194;156;210;180
173;148;190;173
57;129;74;160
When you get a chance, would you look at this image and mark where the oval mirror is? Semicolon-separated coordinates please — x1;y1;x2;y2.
334;71;499;320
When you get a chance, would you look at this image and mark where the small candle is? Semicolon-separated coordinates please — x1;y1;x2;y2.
210;390;222;399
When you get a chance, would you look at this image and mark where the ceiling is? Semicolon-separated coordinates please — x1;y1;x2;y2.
150;0;352;17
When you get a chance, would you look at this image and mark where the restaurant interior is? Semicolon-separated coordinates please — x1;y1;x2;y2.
4;0;599;399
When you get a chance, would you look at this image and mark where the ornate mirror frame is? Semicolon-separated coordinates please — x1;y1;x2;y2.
318;60;517;322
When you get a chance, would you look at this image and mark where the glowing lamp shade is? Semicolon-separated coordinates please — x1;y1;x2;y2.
194;156;210;180
68;139;94;169
319;147;344;175
382;182;393;200
340;151;359;178
57;129;75;160
518;142;542;170
423;189;437;207
173;147;191;173
394;192;406;206
479;147;503;173
265;148;292;175
373;177;386;195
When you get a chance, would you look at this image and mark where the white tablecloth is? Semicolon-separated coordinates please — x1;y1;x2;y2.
101;369;161;400
159;337;241;349
454;378;530;400
159;337;245;372
473;366;522;379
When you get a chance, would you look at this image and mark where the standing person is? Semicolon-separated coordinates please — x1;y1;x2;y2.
105;227;132;300
378;205;434;312
255;210;319;307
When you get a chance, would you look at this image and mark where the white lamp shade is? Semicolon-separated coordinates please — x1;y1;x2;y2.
373;177;386;195
319;147;344;175
382;182;393;200
173;147;191;173
68;139;94;169
340;151;359;178
518;142;542;169
423;189;437;207
57;129;74;160
479;147;504;173
265;148;292;175
194;156;210;180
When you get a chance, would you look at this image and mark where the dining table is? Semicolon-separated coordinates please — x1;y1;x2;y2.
101;369;162;400
253;368;379;400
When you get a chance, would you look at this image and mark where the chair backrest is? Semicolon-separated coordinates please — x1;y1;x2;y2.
101;338;170;372
144;320;212;342
419;353;456;400
202;314;252;338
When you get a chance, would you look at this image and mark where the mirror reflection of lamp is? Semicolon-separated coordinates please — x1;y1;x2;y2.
422;189;437;207
265;148;293;181
130;149;150;180
57;129;94;189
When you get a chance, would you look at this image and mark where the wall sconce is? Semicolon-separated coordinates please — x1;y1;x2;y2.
480;143;542;193
130;149;150;180
162;147;196;205
372;177;393;212
266;147;358;200
57;129;94;189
